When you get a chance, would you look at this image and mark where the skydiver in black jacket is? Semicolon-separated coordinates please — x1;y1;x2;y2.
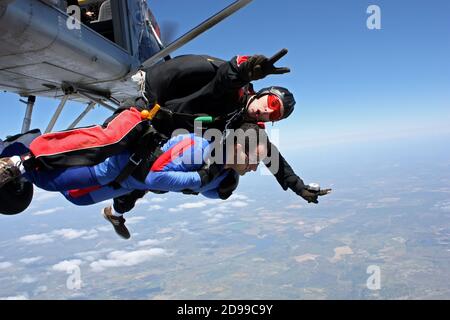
111;49;330;213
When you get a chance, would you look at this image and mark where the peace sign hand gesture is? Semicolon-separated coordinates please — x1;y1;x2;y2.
239;48;291;81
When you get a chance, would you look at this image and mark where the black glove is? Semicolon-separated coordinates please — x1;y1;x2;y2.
300;186;332;204
299;189;319;204
198;161;223;187
288;177;332;204
238;48;291;82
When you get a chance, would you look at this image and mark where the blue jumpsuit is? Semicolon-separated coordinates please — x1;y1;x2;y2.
24;134;234;205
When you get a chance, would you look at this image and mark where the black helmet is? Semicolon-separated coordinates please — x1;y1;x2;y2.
254;86;296;120
0;178;34;215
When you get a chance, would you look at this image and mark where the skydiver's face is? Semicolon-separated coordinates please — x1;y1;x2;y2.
225;143;267;176
246;94;284;122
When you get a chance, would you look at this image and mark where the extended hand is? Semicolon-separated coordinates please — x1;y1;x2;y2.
300;188;332;204
239;48;291;81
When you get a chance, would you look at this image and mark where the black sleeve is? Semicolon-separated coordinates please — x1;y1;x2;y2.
264;141;306;192
209;56;251;95
143;54;226;106
112;190;147;214
157;56;251;118
184;56;250;102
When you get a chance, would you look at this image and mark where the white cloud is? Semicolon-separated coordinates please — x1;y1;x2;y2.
135;199;150;206
74;248;113;260
157;227;172;234
33;286;47;296
230;201;248;208
178;202;208;210
21;275;38;284
168;194;251;213
229;194;249;201
32;207;64;216
96;226;111;232
126;216;146;225
169;199;220;212
202;206;231;215
0;262;13;269
52;228;98;240
52;229;88;240
148;205;163;211
149;197;167;203
19;228;99;244
0;295;28;300
202;194;251;217
137;239;162;247
81;229;99;240
434;201;450;212
90;249;168;272
19;234;54;245
52;259;83;272
33;188;60;202
20;256;43;265
207;213;225;224
285;204;305;210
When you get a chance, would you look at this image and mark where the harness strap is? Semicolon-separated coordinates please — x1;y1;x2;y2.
109;126;166;189
110;153;143;188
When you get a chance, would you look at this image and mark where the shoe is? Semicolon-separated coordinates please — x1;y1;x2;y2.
102;206;131;239
0;157;21;189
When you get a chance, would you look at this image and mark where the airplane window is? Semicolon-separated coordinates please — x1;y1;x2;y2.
39;0;130;51
95;0;112;22
73;0;115;43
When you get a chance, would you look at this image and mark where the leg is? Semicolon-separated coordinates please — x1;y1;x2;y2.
24;166;99;192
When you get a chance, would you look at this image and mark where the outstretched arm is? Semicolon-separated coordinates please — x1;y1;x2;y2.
264;142;331;203
181;49;291;105
263;141;305;190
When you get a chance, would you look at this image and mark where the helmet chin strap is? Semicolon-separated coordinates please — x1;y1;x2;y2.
242;94;256;121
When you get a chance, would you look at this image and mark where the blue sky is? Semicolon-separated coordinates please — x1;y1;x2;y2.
149;0;450;146
1;0;449;145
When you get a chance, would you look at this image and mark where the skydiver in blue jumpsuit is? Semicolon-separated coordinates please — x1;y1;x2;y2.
18;123;279;239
